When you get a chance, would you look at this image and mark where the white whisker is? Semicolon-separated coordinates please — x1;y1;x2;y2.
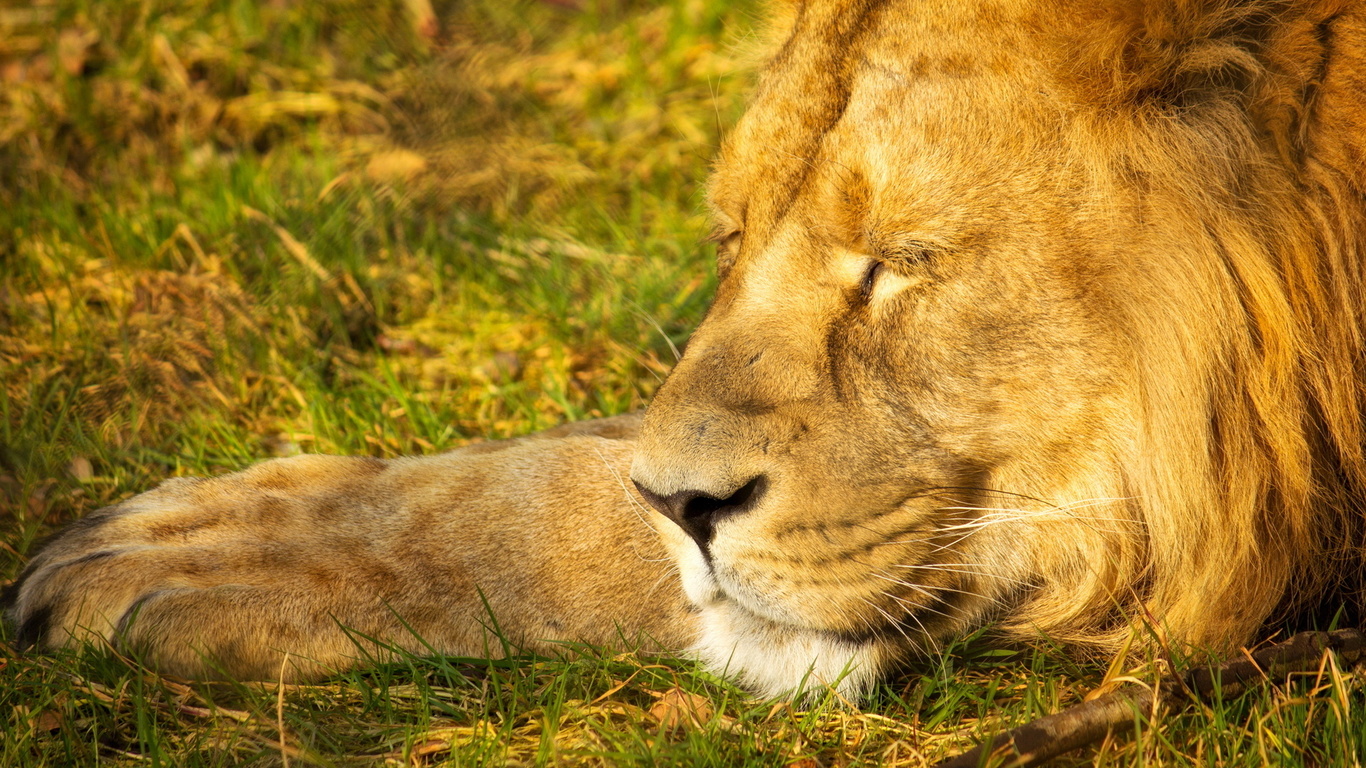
860;596;914;645
879;592;941;654
890;562;1035;589
871;572;991;608
593;445;663;537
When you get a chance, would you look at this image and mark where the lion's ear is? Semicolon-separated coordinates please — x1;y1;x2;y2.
1067;4;1328;111
1067;2;1363;166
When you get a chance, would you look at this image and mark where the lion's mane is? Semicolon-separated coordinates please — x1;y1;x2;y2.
1016;0;1366;648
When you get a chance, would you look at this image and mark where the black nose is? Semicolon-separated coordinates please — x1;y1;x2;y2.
632;476;764;551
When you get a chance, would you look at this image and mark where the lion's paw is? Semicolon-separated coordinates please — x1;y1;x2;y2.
4;456;402;680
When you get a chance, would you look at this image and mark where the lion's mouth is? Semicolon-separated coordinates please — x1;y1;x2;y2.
702;554;960;639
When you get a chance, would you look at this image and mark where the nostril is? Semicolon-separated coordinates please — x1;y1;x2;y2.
632;480;671;519
633;475;765;552
682;476;761;525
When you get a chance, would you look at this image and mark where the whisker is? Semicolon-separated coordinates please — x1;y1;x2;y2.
918;486;1055;505
868;496;1142;554
871;572;990;608
890;562;1035;589
870;580;959;621
594;445;664;537
880;592;941;654
861;596;914;645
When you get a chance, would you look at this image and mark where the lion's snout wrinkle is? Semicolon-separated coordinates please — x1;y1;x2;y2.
633;475;765;552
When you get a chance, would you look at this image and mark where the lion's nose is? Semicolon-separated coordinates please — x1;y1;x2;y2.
632;476;765;552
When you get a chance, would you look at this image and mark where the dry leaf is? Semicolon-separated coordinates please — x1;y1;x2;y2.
408;738;449;758
366;149;428;183
68;456;93;481
31;708;64;733
649;687;714;732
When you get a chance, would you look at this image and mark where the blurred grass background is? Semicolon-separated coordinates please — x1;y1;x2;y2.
0;0;744;547
1;0;1362;765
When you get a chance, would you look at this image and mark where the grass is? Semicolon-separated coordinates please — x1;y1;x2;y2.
1;0;1362;765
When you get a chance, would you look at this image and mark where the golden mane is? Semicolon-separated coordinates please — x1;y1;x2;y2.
1009;0;1366;650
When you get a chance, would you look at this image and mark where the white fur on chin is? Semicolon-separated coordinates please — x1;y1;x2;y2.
665;531;898;699
691;600;895;700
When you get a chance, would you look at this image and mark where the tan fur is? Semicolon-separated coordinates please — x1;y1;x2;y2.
7;0;1366;698
6;416;696;681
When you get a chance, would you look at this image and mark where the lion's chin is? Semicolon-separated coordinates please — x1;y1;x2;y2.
671;549;907;699
691;598;905;700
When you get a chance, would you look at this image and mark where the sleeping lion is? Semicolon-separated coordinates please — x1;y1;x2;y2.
6;0;1366;699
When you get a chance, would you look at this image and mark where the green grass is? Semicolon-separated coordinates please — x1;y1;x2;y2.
1;0;1363;765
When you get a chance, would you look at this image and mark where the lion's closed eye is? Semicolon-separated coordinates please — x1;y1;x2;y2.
710;228;743;275
858;260;884;301
855;244;934;303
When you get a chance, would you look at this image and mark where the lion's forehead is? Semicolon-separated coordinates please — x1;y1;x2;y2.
712;3;1069;248
856;1;1040;85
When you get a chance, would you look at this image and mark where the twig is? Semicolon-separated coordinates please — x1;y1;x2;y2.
278;652;291;768
935;629;1366;768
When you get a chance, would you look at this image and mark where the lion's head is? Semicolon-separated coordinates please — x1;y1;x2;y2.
630;0;1366;696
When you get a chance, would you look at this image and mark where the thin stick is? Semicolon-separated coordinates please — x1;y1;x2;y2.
277;652;291;768
935;629;1366;768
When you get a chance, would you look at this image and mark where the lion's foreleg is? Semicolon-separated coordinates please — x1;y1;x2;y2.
6;421;695;681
